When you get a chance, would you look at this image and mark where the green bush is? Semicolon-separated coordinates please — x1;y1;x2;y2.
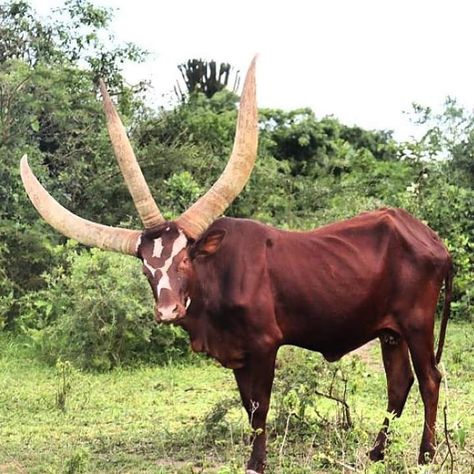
272;347;365;438
19;244;190;370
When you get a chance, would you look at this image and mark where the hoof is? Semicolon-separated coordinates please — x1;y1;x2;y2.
246;471;261;474
418;442;435;464
369;447;385;462
418;450;434;464
369;445;385;462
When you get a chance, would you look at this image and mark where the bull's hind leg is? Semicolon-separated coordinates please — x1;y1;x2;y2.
405;326;442;464
401;280;444;464
370;336;414;461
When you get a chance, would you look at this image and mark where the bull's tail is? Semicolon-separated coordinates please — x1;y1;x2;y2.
435;258;453;364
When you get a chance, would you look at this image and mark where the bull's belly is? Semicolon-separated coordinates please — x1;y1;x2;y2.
278;307;386;361
290;334;376;362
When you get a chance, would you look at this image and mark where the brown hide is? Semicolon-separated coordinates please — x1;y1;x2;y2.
181;208;449;364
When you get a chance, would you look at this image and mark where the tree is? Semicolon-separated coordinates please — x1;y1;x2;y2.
0;0;146;328
174;59;240;102
410;97;474;187
259;108;399;177
0;0;146;79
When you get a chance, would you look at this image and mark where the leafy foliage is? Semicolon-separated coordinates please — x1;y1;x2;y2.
19;245;190;370
0;0;145;77
0;0;146;329
0;0;472;370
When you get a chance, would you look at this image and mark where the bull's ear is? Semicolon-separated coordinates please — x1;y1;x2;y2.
193;229;226;257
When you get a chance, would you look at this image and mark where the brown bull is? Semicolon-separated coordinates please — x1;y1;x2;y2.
21;57;452;473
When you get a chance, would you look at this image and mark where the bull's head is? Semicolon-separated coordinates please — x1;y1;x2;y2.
20;57;257;323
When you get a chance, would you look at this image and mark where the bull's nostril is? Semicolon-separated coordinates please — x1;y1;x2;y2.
173;305;179;314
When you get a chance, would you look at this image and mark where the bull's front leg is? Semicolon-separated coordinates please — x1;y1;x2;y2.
233;349;277;474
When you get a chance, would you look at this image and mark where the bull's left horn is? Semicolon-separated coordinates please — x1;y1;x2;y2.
20;155;141;255
99;80;165;229
176;56;259;239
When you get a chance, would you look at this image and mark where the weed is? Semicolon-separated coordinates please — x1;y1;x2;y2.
55;359;73;412
64;447;91;473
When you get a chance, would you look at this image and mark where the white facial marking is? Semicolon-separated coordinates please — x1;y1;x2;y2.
156;230;188;296
135;235;142;254
185;297;191;309
152;238;164;258
143;258;156;277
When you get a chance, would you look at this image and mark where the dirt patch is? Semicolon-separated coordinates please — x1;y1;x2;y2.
0;463;26;474
351;339;383;372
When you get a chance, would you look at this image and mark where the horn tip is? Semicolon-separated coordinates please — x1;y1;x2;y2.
245;55;257;89
248;55;258;74
20;154;29;173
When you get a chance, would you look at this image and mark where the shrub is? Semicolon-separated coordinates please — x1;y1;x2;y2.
0;243;14;329
19;244;190;370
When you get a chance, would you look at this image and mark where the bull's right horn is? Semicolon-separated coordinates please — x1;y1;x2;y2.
176;56;259;239
20;155;141;255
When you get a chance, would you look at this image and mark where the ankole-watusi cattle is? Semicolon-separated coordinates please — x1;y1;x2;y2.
21;57;452;473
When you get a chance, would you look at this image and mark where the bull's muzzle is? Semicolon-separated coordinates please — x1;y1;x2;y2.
155;302;186;322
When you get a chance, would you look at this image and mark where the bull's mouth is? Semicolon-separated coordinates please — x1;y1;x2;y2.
155;313;186;324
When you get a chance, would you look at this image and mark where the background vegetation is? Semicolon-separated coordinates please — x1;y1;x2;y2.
0;1;472;472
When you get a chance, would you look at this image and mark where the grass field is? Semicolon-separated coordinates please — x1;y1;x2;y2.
0;322;473;473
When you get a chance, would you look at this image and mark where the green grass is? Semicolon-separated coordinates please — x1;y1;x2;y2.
0;322;473;473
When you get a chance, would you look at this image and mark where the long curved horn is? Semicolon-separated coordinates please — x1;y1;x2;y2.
20;156;141;255
99;80;165;229
176;56;259;239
